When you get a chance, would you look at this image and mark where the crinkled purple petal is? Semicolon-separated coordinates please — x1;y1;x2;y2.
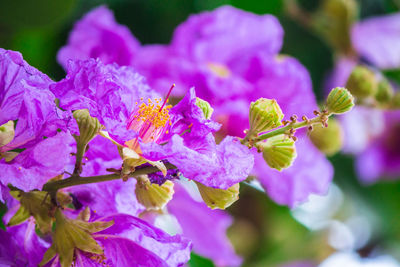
50;59;158;144
253;137;333;208
95;213;192;266
6;220;50;266
94;235;169;267
141;134;254;189
0;49;72;152
0;132;74;191
171;5;283;64
164;87;220;141
68;179;144;218
0;229;29;266
58;6;140;69
352;13;400;69
168;184;242;266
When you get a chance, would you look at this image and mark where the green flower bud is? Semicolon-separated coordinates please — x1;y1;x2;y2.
195;182;239;210
261;135;297;171
8;190;72;234
39;209;113;267
135;176;174;210
375;78;394;104
73;109;102;146
196;97;214;119
346;66;377;99
390;92;400;109
0;120;14;147
249;98;284;135
326;87;355;114
310;118;344;156
311;0;357;54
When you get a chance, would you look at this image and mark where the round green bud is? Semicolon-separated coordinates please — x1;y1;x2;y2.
195;182;239;210
346;66;377;99
73;109;102;146
135;176;174;210
375;78;394;104
309;118;344;156
326;87;355;114
261;135;297;171
249;98;284;135
196;97;214;119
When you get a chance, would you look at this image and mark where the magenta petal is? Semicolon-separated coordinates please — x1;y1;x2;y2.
352;13;400;69
0;132;74;191
50;59;158;144
168;184;242;266
0;49;71;152
254;137;333;208
58;5;140;69
94;235;168;267
141;134;254;189
96;214;192;266
0;229;29;266
171;5;283;64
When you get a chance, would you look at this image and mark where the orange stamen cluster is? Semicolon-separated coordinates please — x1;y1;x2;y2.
133;97;172;129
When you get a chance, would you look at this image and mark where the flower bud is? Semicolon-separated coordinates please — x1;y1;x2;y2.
135;176;174;210
375;78;394;104
390;92;400;109
311;0;357;53
326;87;355;114
73;109;102;146
310;118;344;156
0;120;14;147
195;182;239;210
261;135;297;171
249;98;284;135
39;209;113;267
196;97;214;119
346;66;377;99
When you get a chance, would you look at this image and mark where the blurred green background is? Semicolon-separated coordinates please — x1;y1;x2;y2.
1;0;400;266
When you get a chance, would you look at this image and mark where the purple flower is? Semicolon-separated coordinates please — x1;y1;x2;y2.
44;213;192;267
52;59;254;189
58;5;140;69
167;184;242;266
135;7;332;205
50;58;157;144
355;111;400;183
58;5;331;204
326;13;400;182
0;49;73;192
352;13;400;69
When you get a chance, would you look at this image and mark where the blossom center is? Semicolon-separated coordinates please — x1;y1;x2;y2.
126;85;174;151
207;62;231;78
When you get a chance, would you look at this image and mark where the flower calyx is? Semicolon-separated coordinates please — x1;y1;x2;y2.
7;188;72;234
196;97;214;120
195;182;240;210
39;208;113;267
259;135;297;171
135;175;174;210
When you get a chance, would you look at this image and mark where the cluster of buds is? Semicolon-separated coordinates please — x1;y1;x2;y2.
346;65;400;109
245;87;354;171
